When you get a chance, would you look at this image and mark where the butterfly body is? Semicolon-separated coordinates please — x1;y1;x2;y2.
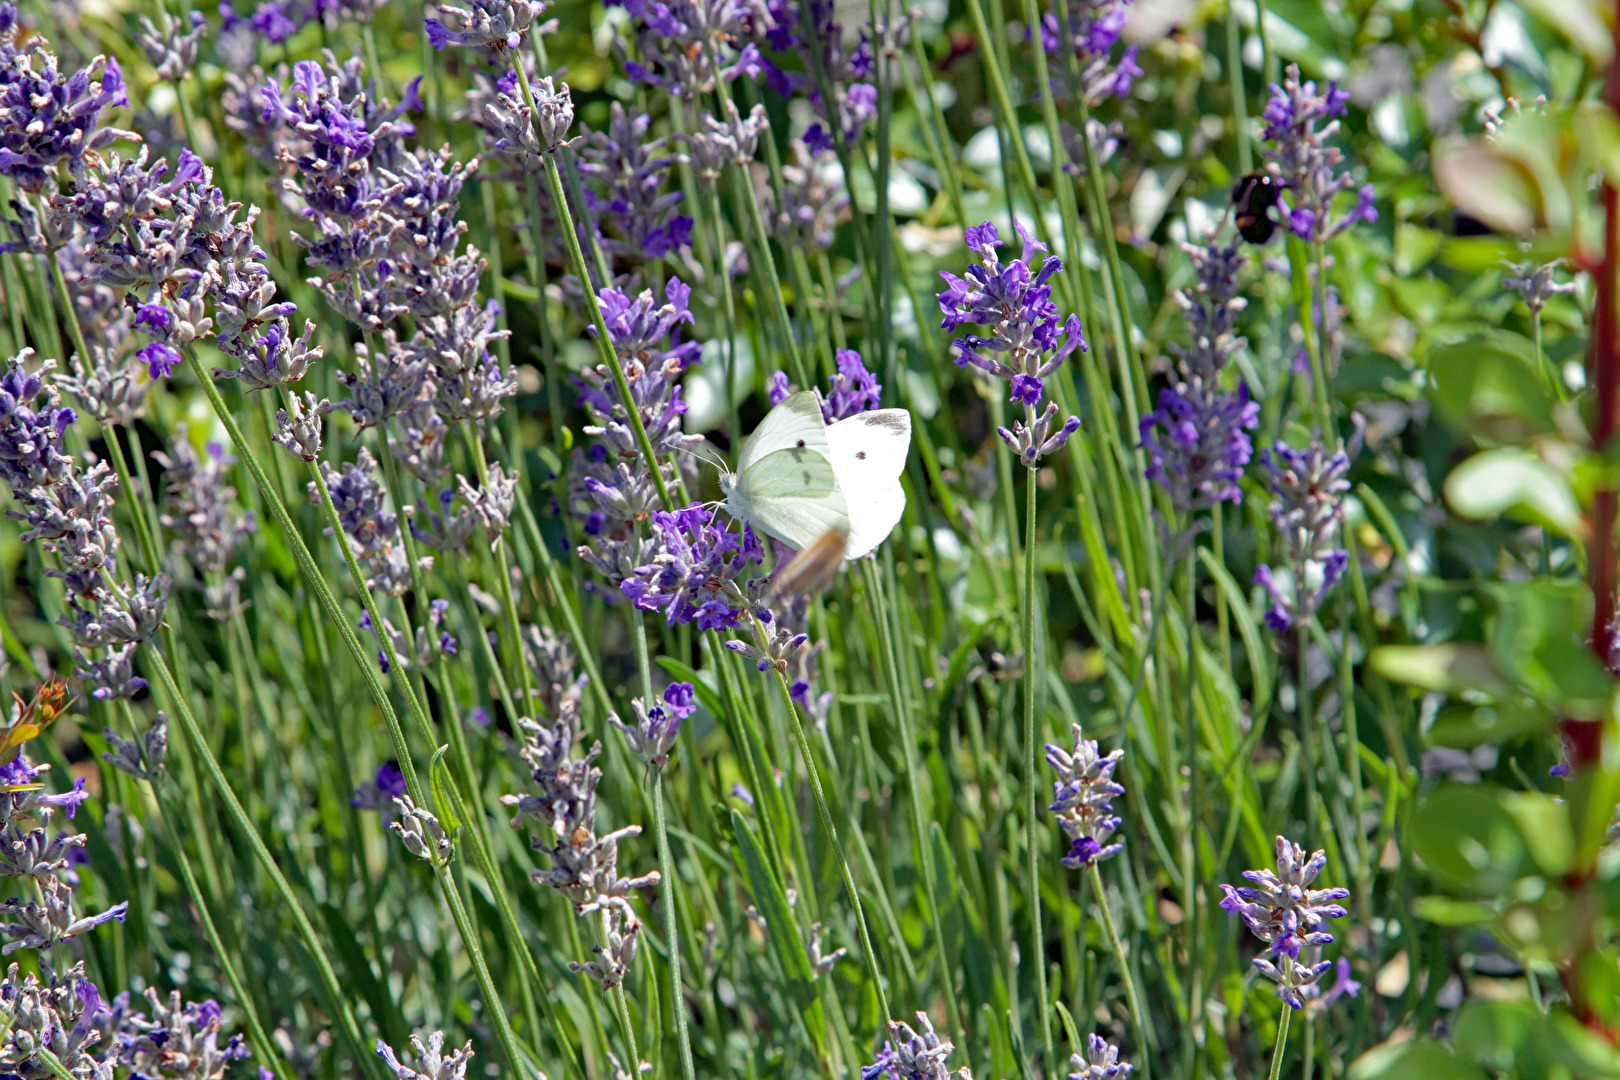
719;391;911;560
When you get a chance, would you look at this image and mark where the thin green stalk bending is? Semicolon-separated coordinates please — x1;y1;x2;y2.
510;66;675;513
139;644;381;1077
748;615;894;1030
1020;461;1054;1071
1087;863;1154;1075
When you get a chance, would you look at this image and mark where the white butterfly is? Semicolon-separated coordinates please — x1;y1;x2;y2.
718;391;912;561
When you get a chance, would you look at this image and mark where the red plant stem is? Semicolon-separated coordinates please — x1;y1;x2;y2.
1576;14;1620;774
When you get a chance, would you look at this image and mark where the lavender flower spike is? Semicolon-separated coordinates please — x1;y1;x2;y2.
1219;834;1349;1011
1045;723;1125;868
861;1012;967;1080
426;0;547;50
610;682;696;770
376;1031;475;1080
1069;1033;1134;1079
1253;433;1354;633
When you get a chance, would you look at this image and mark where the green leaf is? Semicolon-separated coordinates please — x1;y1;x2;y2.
428;743;461;840
1348;1040;1488;1080
1453;1000;1541;1072
1486;580;1614;717
1199;546;1274;720
1501;791;1573;878
1427;700;1555;747
1445;449;1583;541
728;809;822;1042
1428;331;1554;443
1411;785;1532;896
1368;643;1511;698
1411;895;1496;926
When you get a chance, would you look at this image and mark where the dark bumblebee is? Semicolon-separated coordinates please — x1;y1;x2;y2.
1231;172;1284;244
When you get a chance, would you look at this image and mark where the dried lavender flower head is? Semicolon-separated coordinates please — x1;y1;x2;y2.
426;0;547;50
1219;835;1350;1007
1253;433;1354;633
376;1031;475;1080
1069;1033;1134;1079
1501;255;1578;315
1045;723;1125;868
861;1012;966;1080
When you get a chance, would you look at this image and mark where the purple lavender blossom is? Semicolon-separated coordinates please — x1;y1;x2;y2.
770;348;881;423
0;7;135;191
1035;0;1140;106
1253;435;1353;633
426;0;547;50
376;1031;475;1080
937;220;1086;465
621;505;765;629
1138;382;1258;515
618;0;764;97
1219;836;1349;1008
578;103;693;261
1045;724;1125;868
609;681;695;769
760;0;891;154
352;761;409;813
861;1012;961;1080
1069;1033;1133;1079
1260;64;1378;243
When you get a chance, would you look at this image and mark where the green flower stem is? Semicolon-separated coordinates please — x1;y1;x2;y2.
629;620;698;1080
461;422;536;707
1019;458;1054;1070
434;853;537;1075
747;614;895;1032
1088;863;1154;1070
513;66;674;513
1266;985;1293;1080
1180;552;1201;1078
146;776;292;1080
863;559;961;1040
139;642;381;1077
1227;0;1254;175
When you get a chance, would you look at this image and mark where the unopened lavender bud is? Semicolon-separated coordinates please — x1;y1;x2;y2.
376;1031;475;1080
138;11;207;83
568;909;642;991
214;318;322;391
388;796;453;864
532;77;576;151
272;392;331;462
456;464;515;549
74;643;147;702
100;711;167;782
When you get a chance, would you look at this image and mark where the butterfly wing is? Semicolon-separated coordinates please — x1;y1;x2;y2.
738;391;830;474
731;445;851;551
825;409;912;559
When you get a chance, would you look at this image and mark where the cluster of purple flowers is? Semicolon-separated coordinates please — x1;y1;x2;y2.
426;0;547;51
154;429;258;619
0;352;170;700
1068;1034;1134;1079
760;141;849;251
621;504;766;629
861;1012;964;1080
580;103;695;263
1253;435;1353;633
610;681;697;770
572;279;707;586
768;347;882;422
760;0;882;156
1045;723;1126;869
1260;64;1377;243
503;693;660;991
0;3;133;192
377;1030;475;1080
937;220;1085;466
617;0;766;98
1034;0;1143;106
1219;836;1350;1008
311;447;428;599
221;0;390;51
1139;238;1258;517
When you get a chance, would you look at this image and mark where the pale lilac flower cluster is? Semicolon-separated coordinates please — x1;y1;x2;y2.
377;1031;474;1080
1035;0;1143;105
760;0;881;155
580;103;693;261
503;696;660;992
1045;723;1125;868
0;353;169;698
137;9;208;83
768;348;882;423
1260;64;1377;242
523;623;590;715
1069;1033;1134;1079
937;220;1085;466
0;3;134;192
573;279;704;586
104;989;251;1075
618;0;767;97
1219;836;1350;1008
1139;238;1258;517
610;681;696;769
426;0;548;50
861;1012;967;1080
1253;435;1353;633
1502;256;1578;315
759;141;848;251
153;430;257;619
310;447;427;597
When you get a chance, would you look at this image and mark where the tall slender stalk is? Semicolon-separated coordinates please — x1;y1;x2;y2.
1020;460;1053;1070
